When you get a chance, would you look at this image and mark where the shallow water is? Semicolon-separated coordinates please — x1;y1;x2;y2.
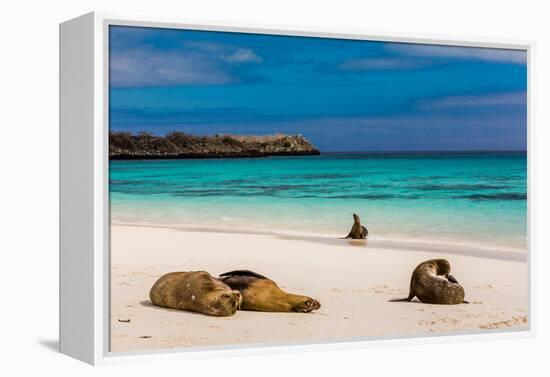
110;152;527;252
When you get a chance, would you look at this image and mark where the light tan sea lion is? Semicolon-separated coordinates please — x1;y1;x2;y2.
218;270;321;313
390;259;468;305
149;271;242;316
344;213;368;239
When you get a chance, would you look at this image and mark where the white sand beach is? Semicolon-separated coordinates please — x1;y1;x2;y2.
110;223;529;353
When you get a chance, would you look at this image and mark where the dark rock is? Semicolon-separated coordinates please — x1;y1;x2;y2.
109;132;320;160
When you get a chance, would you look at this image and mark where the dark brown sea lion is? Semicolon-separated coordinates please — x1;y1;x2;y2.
390;259;468;305
218;270;321;313
345;213;368;239
149;271;242;317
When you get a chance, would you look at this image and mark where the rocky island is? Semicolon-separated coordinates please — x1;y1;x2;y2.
109;132;320;160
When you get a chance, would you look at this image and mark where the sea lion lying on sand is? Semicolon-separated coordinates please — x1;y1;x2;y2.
150;271;242;316
390;259;468;305
345;213;368;239
219;270;321;313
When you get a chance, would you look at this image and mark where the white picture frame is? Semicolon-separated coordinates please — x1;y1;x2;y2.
59;11;535;365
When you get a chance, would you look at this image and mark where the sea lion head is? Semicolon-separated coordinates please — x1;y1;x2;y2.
353;213;360;222
291;296;321;313
432;259;452;277
205;290;243;317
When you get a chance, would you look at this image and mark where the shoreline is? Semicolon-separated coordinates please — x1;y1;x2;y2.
110;223;528;352
109;149;321;160
111;220;527;262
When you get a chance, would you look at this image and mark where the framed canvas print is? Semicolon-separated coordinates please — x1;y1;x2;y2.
59;12;534;365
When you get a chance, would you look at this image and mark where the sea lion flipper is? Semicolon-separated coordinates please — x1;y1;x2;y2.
389;285;415;302
447;274;459;284
389;297;412;302
219;270;268;280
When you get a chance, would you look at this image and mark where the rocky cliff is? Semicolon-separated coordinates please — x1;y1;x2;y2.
109;132;320;160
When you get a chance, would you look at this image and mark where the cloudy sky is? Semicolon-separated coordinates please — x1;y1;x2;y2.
109;25;527;151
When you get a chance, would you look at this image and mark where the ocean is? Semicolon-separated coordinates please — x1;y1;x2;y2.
109;152;527;253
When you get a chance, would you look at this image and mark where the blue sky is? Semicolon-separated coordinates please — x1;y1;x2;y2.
109;26;527;151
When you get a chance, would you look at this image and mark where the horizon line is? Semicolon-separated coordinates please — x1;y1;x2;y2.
319;149;527;153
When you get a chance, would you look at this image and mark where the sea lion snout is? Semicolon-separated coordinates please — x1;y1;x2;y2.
220;291;241;302
216;290;243;315
293;297;321;313
306;298;321;311
229;290;243;310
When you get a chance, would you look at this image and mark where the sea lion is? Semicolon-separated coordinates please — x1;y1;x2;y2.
218;270;321;313
345;213;368;239
390;259;467;305
149;271;242;317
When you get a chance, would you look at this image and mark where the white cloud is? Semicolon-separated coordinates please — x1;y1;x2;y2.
223;48;262;63
421;92;526;109
110;48;234;87
339;57;429;70
110;43;262;87
387;44;526;64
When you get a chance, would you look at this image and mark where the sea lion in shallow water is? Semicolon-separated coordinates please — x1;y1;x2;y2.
218;270;321;313
149;271;242;316
390;259;467;305
345;213;368;239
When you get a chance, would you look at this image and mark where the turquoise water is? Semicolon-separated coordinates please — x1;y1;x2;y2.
110;152;527;252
